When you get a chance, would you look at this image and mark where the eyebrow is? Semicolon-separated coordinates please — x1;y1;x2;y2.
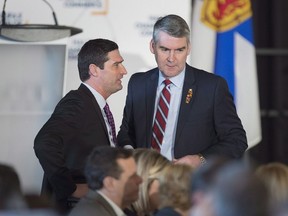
159;45;186;50
112;59;124;65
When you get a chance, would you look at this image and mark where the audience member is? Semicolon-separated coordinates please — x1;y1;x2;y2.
190;156;231;207
125;148;171;216
255;162;288;212
0;163;26;210
155;164;193;216
0;164;59;215
69;146;142;216
190;161;270;216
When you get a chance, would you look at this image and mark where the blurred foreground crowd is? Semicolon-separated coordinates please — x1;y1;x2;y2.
1;146;288;216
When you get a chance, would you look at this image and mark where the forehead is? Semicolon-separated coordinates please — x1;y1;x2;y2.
155;31;188;49
106;49;123;63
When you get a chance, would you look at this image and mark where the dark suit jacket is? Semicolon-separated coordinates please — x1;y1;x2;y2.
69;190;118;216
117;64;247;159
154;207;181;216
34;84;110;204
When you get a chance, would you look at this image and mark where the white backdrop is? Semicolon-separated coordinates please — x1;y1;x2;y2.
0;0;191;193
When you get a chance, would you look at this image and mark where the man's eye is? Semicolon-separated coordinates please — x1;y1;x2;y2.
161;48;168;51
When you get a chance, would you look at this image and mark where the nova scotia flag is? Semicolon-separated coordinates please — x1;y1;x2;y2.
191;0;261;148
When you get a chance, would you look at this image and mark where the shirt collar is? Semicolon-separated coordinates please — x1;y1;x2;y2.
158;68;185;89
82;82;106;109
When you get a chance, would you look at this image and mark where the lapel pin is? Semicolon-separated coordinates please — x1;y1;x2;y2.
185;89;193;104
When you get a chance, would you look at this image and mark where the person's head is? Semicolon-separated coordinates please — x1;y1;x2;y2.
0;163;26;210
131;148;170;214
255;162;288;211
150;14;191;79
78;38;127;99
85;146;142;209
158;163;193;215
190;156;232;205
191;161;269;216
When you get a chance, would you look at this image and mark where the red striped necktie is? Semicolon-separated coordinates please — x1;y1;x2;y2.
151;79;172;151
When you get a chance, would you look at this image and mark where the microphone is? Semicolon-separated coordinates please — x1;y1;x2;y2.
42;0;58;25
1;0;7;25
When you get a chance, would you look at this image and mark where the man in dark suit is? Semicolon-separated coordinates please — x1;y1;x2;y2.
69;146;142;216
34;38;127;213
117;14;247;167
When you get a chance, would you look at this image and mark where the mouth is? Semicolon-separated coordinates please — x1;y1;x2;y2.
166;64;175;68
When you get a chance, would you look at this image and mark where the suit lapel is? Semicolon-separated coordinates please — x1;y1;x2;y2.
175;66;197;143
79;84;109;139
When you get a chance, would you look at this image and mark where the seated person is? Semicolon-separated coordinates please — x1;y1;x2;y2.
191;161;269;216
0;163;26;210
126;148;171;216
69;146;142;216
255;162;288;212
155;164;193;216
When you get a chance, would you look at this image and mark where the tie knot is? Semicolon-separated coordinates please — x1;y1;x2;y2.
104;103;110;112
164;79;171;86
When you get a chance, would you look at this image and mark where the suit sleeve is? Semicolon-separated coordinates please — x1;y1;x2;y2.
34;97;84;200
201;77;248;158
117;75;137;148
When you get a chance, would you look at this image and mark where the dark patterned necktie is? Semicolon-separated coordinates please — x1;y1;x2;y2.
103;103;117;145
151;79;172;151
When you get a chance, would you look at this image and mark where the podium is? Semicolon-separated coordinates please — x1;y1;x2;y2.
0;25;82;193
0;24;82;42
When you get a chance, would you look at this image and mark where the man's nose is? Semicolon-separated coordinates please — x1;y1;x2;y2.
120;64;127;75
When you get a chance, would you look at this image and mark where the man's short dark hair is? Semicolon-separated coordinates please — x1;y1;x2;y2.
85;146;133;190
77;38;119;82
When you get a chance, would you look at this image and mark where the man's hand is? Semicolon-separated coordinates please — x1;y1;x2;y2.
173;154;202;168
71;183;89;198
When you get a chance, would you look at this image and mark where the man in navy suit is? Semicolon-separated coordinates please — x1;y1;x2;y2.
34;38;127;213
117;14;247;167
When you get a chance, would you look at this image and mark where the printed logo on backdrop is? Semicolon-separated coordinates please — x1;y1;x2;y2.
135;16;158;37
63;0;109;59
0;12;22;25
201;0;252;32
68;39;86;60
64;0;107;12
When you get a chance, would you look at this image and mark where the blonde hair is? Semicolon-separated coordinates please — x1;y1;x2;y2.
158;163;193;211
255;162;288;209
131;148;170;214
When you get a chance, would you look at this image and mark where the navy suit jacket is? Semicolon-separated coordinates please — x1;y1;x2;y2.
154;207;181;216
34;84;111;203
117;64;247;159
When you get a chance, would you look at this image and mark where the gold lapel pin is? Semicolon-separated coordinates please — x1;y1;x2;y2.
186;89;193;104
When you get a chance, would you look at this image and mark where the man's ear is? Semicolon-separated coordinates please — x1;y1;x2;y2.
187;43;192;55
150;39;155;54
89;64;99;77
103;176;115;192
